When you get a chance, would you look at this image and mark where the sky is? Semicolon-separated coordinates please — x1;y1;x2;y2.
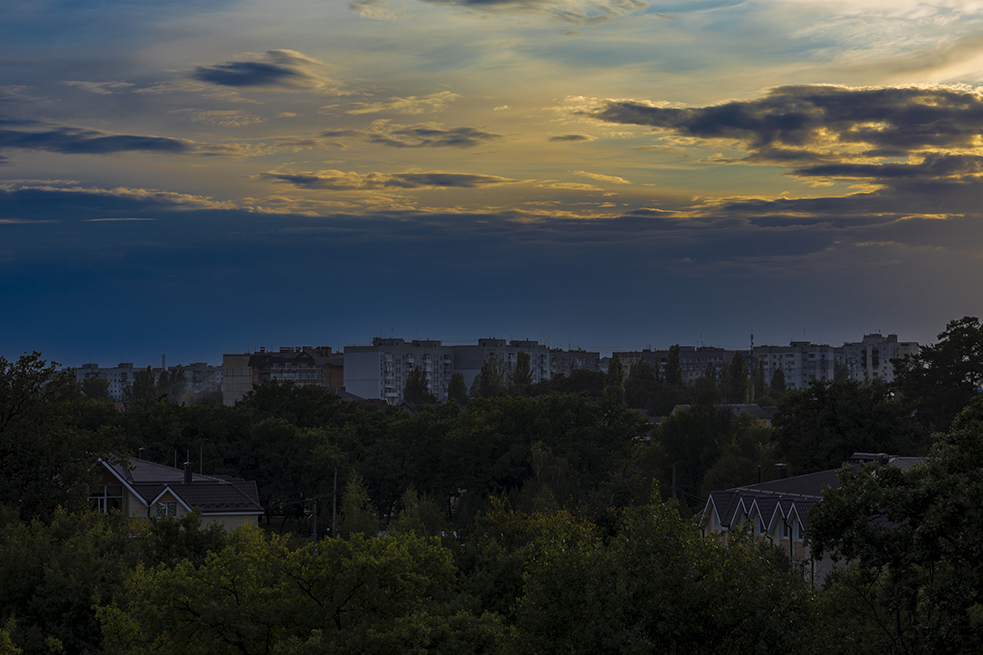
3;0;983;366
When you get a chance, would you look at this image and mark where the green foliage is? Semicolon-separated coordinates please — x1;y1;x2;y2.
603;355;625;405
774;380;928;475
625;359;658;408
665;344;682;387
0;352;125;521
893;315;983;432
338;472;380;538
101;526;505;655
80;376;111;403
403;365;437;405
752;356;766;400
470;360;507;399
124;365;159;402
771;367;787;395
721;353;750;403
509;352;533;396
0;507;138;655
142;508;228;568
529;369;605;400
447;372;468;405
516;500;812;655
808;396;983;654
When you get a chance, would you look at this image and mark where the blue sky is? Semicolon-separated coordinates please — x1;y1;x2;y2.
3;0;983;366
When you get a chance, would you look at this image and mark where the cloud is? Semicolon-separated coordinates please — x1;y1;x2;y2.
191;50;338;92
346;91;461;115
329;120;501;148
572;170;630;184
169;109;265;127
549;133;595;142
0;127;191;156
592;85;983;182
62;80;135;95
349;0;405;19
260;169;519;190
417;0;649;26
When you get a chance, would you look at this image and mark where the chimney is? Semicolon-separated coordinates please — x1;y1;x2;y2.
775;463;788;480
183;461;192;485
138;447;146;460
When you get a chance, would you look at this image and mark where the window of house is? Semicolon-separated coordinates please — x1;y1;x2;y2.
755;513;765;535
793;519;803;542
781;518;790;539
89;485;123;513
156;501;179;518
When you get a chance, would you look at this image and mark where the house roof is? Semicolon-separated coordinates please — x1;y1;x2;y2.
703;453;928;534
103;457;263;516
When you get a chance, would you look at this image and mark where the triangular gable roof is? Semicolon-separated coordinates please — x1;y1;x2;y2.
101;457;263;516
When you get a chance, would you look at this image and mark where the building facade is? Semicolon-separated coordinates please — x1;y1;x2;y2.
344;337;598;404
222;346;343;405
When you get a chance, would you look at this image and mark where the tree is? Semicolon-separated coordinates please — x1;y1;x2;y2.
403;366;436;405
509;352;533;395
516;500;811;654
125;365;159;402
447;372;468;405
338;472;379;538
625;359;659;408
470;360;507;399
773;380;927;475
893;316;983;432
603;355;625;405
0;353;125;521
808;395;983;654
0;507;138;655
80;376;111;403
770;368;786;397
722;354;750;403
752;356;766;401
158;368;187;401
665;344;683;387
101;526;508;655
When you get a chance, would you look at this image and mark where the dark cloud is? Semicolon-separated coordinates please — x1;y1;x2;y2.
190;50;331;90
261;170;517;189
368;125;501;148
549;133;594;142
794;154;983;180
0;127;190;155
592;86;983;177
193;61;301;88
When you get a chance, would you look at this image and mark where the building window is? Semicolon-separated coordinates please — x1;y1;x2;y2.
89;485;123;513
793;519;803;542
156;501;179;518
781;518;790;539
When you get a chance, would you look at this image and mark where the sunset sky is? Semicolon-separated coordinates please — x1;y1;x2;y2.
3;0;983;366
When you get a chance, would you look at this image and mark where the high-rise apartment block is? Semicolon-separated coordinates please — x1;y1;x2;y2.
344;338;598;404
222;346;343;405
76;361;222;402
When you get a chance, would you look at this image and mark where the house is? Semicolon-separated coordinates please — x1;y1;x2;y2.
89;455;263;530
699;453;927;582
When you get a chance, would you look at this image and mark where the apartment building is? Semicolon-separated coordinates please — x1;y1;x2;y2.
221;346;343;405
344;337;598;404
841;333;919;383
77;361;222;402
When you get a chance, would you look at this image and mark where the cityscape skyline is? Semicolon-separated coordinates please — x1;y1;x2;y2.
4;1;983;365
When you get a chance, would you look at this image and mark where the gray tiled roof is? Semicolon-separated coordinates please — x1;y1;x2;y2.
704;453;928;533
107;457;262;515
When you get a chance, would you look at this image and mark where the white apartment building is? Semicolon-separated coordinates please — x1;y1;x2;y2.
753;342;840;391
344;337;587;404
77;361;222;402
841;333;919;384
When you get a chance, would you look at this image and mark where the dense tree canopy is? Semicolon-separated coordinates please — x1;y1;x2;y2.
893;315;983;432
